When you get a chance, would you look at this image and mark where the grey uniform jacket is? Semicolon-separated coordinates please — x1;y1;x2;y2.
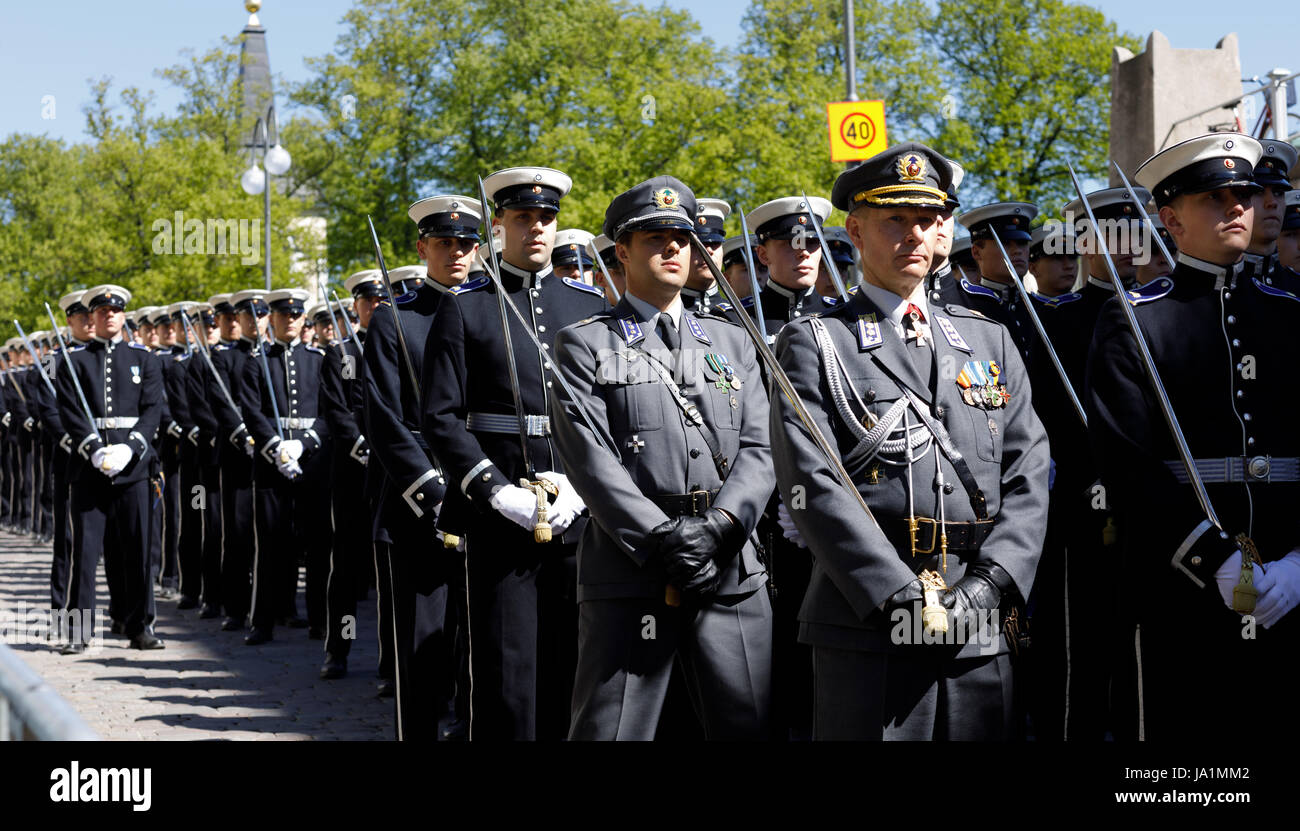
770;290;1050;655
550;296;774;602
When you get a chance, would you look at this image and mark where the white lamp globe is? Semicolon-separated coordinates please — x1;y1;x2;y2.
240;163;266;195
264;143;292;176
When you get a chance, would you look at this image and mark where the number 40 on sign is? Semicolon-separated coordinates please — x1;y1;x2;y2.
826;100;887;163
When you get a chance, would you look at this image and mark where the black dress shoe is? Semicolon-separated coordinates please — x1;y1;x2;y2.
278;615;309;629
110;620;124;636
320;655;347;680
307;626;325;640
60;642;86;656
220;616;244;631
130;632;165;650
244;627;273;646
176;596;200;610
441;717;469;742
198;603;221;619
376;679;395;698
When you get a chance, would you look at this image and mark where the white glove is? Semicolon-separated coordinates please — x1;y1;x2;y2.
537;472;584;535
276;457;302;479
489;484;538;531
91;446;110;471
278;438;304;463
1214;550;1250;610
1255;550;1300;628
100;443;134;478
777;500;806;548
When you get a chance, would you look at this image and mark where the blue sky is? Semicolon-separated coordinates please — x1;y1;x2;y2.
1;0;1296;143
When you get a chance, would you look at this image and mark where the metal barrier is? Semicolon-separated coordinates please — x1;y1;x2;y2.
0;641;99;740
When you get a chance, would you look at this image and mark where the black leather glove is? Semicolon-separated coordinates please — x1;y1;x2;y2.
656;509;744;598
883;577;925;612
941;560;1015;618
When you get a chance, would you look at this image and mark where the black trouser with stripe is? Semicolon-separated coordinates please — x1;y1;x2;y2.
198;461;223;611
160;453;181;591
464;524;578;741
50;449;74;609
177;451;203;601
67;474;154;641
33;433;53;537
219;456;255;622
324;454;372;659
250;461;330;633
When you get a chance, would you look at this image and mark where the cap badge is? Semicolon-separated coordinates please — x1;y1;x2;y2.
532;185;542;194
798;215;807;225
450;212;459;220
1224;159;1236;170
897;153;927;183
652;188;679;210
697;216;707;225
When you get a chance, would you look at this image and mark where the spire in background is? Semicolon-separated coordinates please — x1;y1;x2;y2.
239;0;271;146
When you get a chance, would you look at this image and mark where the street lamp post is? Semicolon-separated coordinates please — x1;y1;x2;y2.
240;105;292;290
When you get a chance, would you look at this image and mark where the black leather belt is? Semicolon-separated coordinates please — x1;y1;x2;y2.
884;518;995;555
650;489;720;517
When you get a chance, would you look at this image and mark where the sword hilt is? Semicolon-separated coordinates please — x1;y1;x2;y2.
525;478;558;544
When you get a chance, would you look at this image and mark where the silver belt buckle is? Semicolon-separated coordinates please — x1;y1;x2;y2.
289;417;300;429
1247;455;1271;481
104;417;115;429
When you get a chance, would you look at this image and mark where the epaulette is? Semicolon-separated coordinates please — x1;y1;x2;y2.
848;284;861;295
212;343;232;352
562;276;605;297
448;275;490;295
1253;277;1300;303
700;307;740;326
66;343;86;353
741;295;755;309
823;295;843;307
572;309;617;327
1122;276;1174;306
306;345;325;355
394;289;419;305
128;342;151;351
1031;291;1082;307
959;278;1002;301
173;353;189;362
943;303;997;323
713;302;733;312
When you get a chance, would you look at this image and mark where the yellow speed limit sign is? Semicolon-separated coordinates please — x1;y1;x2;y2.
826;101;887;162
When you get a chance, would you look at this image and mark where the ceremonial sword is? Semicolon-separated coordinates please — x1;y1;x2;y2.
735;210;769;344
800;190;852;303
588;240;622;304
44;303;102;447
986;230;1088;427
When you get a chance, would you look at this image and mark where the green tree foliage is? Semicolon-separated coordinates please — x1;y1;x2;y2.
922;0;1143;212
288;0;736;273
0;0;1139;325
733;0;945;221
0;42;312;331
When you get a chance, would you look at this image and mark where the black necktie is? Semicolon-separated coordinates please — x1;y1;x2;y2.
656;314;680;375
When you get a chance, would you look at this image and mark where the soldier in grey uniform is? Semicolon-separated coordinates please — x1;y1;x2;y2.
551;176;774;740
770;143;1050;740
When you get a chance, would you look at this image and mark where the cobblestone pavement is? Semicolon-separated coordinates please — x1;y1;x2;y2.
0;529;393;740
